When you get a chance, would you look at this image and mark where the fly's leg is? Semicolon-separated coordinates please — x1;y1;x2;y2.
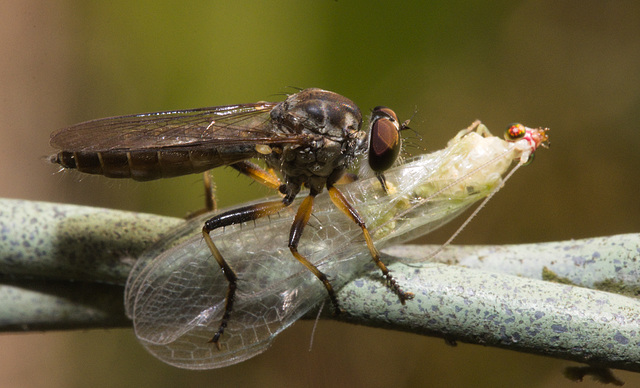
185;171;218;219
202;198;290;349
333;172;358;185
230;161;282;190
202;170;217;212
188;161;282;219
327;185;414;304
287;193;343;313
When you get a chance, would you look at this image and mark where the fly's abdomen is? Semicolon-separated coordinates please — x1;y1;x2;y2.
52;148;256;181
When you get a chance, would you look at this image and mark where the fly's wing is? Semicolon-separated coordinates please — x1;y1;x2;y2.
50;102;304;154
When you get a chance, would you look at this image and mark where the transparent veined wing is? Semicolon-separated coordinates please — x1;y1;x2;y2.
125;193;370;369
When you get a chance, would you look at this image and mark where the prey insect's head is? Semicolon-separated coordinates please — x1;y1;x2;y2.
504;123;550;164
367;106;409;173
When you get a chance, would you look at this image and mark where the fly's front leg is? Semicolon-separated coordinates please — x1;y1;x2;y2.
202;199;289;349
327;185;414;304
287;193;343;313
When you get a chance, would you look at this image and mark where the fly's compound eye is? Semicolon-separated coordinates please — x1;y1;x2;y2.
368;107;402;173
371;106;398;124
505;123;527;141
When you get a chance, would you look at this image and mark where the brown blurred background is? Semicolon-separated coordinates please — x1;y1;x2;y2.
1;1;639;387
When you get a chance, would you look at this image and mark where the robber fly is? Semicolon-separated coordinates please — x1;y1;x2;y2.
49;88;412;347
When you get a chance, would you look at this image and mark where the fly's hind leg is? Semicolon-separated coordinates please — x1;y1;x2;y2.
333;172;358;185
202;170;217;212
230;161;282;190
185;171;218;219
189;161;283;219
202;198;290;349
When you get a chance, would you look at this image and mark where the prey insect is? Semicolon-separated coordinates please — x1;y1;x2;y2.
49;88;411;347
124;121;549;369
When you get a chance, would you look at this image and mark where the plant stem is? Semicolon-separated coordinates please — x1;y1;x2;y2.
1;198;638;372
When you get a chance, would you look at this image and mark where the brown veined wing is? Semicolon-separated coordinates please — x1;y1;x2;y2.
50;102;304;152
49;101;308;181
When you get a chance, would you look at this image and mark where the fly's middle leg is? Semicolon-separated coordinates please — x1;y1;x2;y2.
287;193;343;313
202;199;289;349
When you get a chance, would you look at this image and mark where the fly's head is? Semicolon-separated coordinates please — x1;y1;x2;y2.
367;106;408;173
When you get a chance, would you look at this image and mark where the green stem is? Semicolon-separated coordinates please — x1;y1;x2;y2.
1;198;638;372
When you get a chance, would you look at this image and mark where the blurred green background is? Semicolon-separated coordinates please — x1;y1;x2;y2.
1;1;639;387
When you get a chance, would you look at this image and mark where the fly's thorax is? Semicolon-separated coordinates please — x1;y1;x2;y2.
267;88;365;193
269;88;363;138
